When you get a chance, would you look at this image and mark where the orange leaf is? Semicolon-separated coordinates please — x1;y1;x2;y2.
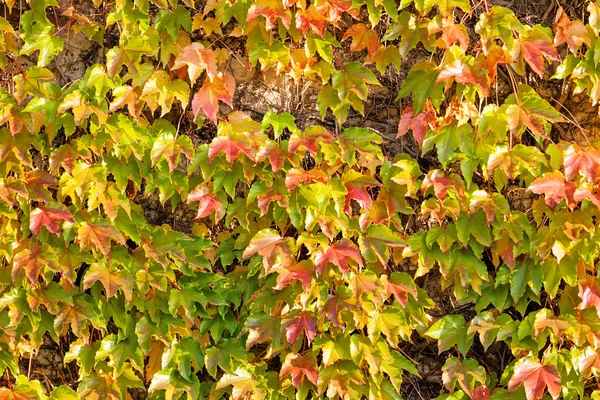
246;0;291;30
280;352;319;388
186;184;225;221
397;103;437;145
171;42;218;83
553;7;591;52
295;6;327;37
314;239;363;274
508;358;561;400
528;172;568;209
77;221;126;257
342;23;379;55
564;144;600;182
284;311;317;344
29;203;73;236
192;73;236;123
514;28;558;77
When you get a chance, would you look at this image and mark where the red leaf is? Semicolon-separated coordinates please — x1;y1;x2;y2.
437;60;489;96
421;170;465;200
273;260;314;291
482;45;513;83
516;28;559;77
288;126;335;154
285;168;328;191
507;358;561;400
29;204;74;236
280;353;319;388
208;134;255;164
257;188;289;216
564;144;600;182
246;0;291;30
579;278;600;318
285;311;317;344
314;239;363;275
192;73;236;123
295;6;327;37
342;23;379;55
397;104;437;145
256;140;287;172
323;295;345;328
186;184;225;221
528;172;567;209
343;183;373;215
553;7;591;52
24;171;57;203
171;42;218;83
242;229;293;271
77;221;126;257
383;274;418;306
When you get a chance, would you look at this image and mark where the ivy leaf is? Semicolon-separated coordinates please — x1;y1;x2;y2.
416;0;470;16
209;132;255;164
436;60;489;96
527;172;569;209
26;281;73;314
507;358;561;400
20;25;64;67
148;369;200;400
150;131;194;173
505;84;564;138
82;261;133;301
280;352;319;388
216;368;262;400
382;272;418;306
563;144;600;182
77;220;126;257
512;26;558;77
204;339;246;377
186;184;226;221
288;125;335;154
579;278;600;318
314;239;363;275
442;357;486;397
358;224;405;266
244;311;281;350
273;260;314;291
397;103;437;146
171;42;217;83
425;315;472;355
397;62;441;114
553;7;591;52
422;121;470;168
332;62;380;105
29;203;73;236
246;0;291;30
342;23;379;55
284;311;317;344
96;334;144;375
192;73;236;123
295;6;328;37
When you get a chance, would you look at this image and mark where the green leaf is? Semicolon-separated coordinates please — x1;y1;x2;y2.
396;62;442;113
425;315;473;355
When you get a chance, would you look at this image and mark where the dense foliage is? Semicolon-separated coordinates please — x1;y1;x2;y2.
1;0;600;398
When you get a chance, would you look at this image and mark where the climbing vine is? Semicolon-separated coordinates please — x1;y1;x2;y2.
0;0;600;399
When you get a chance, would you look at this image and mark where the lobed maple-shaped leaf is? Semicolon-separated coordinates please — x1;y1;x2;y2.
528;172;570;209
280;352;319;388
246;0;291;30
564;144;600;182
436;60;489;96
192;73;236;123
314;239;363;274
507;358;561;400
244;312;281;350
358;224;405;266
242;229;293;271
285;168;329;191
284;311;317;344
578;347;600;377
382;272;418;306
288;126;335;154
186;184;226;221
150;132;194;173
171;42;218;83
397;103;437;145
255;140;287;172
216;368;262;400
295;5;327;37
505;84;564;138
579;278;600;318
77;220;126;257
82;262;133;301
342;23;379;55
314;0;355;21
365;44;402;74
209;133;255;165
273;260;314;291
29;203;73;236
429;16;470;52
397;62;441;114
512;26;558;78
533;309;572;337
553;7;591;52
442;357;486;397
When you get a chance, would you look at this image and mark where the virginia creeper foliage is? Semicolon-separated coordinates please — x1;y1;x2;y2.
0;0;599;399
